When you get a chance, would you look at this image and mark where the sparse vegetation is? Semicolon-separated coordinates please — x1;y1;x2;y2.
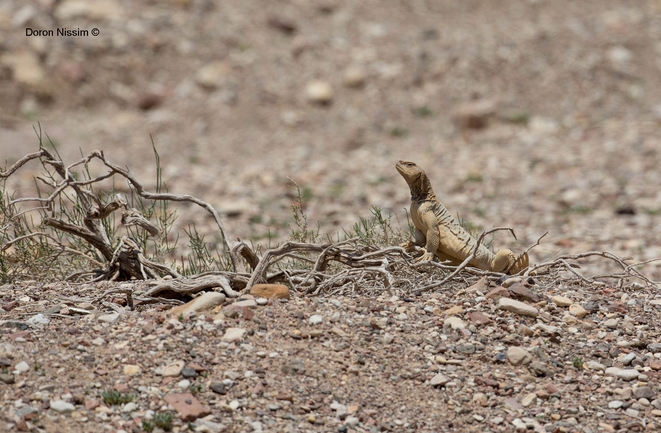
101;390;135;406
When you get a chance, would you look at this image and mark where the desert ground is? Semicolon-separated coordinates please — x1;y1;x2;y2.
1;0;661;432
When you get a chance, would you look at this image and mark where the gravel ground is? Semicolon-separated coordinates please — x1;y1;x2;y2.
1;0;661;432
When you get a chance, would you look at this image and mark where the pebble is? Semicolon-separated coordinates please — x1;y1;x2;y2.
569;304;588;318
605;367;639;381
26;313;50;325
498;298;539;317
521;392;537;407
551;296;573;307
443;316;465;330
603;318;619;329
159;360;185;377
587;361;606;371
177;379;191;389
123;364;140;375
221;328;246;343
345;416;360;427
383;333;394;344
309;315;323;325
305;80;333;104
122;402;138;413
343;65;367;87
14;361;30;373
430;374;449;387
97;313;120;323
506;346;533;366
50;400;75;413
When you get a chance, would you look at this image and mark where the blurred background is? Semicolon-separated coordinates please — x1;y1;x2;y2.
1;0;660;275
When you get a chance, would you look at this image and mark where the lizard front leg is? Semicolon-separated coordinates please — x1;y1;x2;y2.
418;215;440;262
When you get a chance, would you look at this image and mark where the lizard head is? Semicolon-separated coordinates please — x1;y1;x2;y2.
396;160;424;185
396;160;434;200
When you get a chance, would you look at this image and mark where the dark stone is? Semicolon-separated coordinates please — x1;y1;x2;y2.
181;367;197;378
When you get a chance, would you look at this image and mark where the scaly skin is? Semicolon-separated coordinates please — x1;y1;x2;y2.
396;160;528;274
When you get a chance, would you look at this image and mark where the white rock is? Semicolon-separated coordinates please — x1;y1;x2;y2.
97;313;120;323
158;360;185;377
521;392;537;407
603;318;619;329
15;361;30;373
443;316;465;330
222;328;246;343
309;315;323;325
383;333;394;344
551;296;572;307
195;62;230;89
430;374;449;387
345;416;360;427
305;81;333;104
616;369;640;381
50;400;75;413
608;400;624;409
498;298;538;317
506;346;532;366
586;361;606;371
177;379;191;390
27;313;50;325
122;402;138;413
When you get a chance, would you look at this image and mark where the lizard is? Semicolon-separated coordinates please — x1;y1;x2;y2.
396;160;529;274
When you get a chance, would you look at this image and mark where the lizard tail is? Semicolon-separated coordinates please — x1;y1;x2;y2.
492;249;529;275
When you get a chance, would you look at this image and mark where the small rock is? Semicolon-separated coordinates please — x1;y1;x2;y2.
26;314;50;325
608;400;624;409
0;373;15;384
466;311;491;325
508;283;542;303
603;318;619;329
250;284;290;299
15;361;30;373
122;402;138;413
50;400;75;413
97;313;120;323
430;374;449;387
169;292;226;317
453;99;496;129
605;367;639;381
345;416;360;427
587;361;606;371
444;305;463;316
485;287;510;300
498;298;538;317
343;65;367;88
195;62;231;89
163;392;211;421
177;379;191;390
305;80;333;104
221;328;246;343
507;346;533;366
634;386;655;400
443;316;465;330
123;364;140;375
309;315;323;325
569;304;588;318
521;392;537;407
159;360;185;377
383;333;394;344
551;296;573;307
181;367;197;378
209;381;232;395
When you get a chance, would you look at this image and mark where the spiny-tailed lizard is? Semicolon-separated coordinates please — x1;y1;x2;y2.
396;160;528;274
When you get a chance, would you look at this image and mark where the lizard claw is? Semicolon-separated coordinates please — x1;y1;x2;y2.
415;251;435;263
